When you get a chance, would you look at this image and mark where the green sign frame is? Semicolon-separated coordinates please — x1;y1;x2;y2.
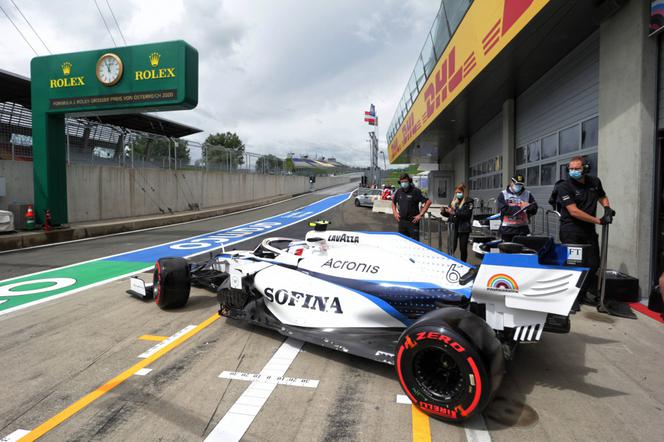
30;40;198;224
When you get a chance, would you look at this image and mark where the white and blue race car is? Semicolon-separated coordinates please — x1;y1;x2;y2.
129;223;589;422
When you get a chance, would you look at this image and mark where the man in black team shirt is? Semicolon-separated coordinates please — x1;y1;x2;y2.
392;173;431;241
557;156;616;308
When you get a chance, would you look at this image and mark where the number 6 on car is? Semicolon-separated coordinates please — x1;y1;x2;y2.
128;221;589;422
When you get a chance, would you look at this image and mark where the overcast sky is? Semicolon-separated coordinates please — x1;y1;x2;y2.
0;0;439;166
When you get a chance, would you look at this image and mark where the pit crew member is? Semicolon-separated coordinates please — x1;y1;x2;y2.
556;155;615;307
392;173;431;241
497;174;538;242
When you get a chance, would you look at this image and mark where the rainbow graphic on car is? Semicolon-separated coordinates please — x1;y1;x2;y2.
487;273;519;293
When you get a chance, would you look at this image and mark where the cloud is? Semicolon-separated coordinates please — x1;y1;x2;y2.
0;0;439;166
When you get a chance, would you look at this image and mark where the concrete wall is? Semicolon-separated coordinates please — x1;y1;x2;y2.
0;160;34;209
0;161;352;223
598;0;658;293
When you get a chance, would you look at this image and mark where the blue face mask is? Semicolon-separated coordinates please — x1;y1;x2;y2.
569;170;583;180
513;184;523;193
400;182;410;189
455;192;463;199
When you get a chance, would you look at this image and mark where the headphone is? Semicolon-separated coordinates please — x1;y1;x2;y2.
566;157;591;175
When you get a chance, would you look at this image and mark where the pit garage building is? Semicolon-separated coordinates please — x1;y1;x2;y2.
387;0;662;297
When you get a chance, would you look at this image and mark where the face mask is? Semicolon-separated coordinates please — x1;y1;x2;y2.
455;192;463;199
400;182;410;189
513;184;523;193
569;170;583;180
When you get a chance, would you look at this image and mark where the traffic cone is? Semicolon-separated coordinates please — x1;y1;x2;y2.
25;205;35;231
44;209;52;232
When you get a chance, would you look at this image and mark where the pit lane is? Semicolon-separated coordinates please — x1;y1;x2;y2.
0;183;662;441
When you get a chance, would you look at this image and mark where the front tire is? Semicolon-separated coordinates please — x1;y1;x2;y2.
153;257;191;309
395;308;503;422
354;199;361;207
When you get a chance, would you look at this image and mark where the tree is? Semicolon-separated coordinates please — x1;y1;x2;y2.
284;158;295;173
255;154;284;173
130;137;190;163
203;132;245;170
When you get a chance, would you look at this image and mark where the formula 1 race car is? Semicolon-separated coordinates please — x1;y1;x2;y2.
128;222;589;422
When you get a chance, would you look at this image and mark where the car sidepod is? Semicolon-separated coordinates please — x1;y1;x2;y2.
252;265;408;328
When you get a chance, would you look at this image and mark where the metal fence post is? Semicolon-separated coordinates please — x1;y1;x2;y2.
173;138;177;171
424;212;431;246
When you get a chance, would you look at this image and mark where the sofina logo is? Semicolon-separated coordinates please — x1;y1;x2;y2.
135;51;176;81
49;61;85;88
487;274;518;293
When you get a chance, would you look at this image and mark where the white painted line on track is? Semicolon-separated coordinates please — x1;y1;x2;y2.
0;429;29;442
396;394;412;405
464;415;492;442
138;325;196;358
218;371;319;388
0;192;317;255
396;394;492;442
205;338;304;442
0;183;356;255
0;192;353;319
134;368;152;376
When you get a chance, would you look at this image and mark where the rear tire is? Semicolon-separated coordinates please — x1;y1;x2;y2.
395;307;504;422
153;257;191;309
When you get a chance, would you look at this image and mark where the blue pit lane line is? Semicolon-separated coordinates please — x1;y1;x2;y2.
0;192;352;316
104;192;351;263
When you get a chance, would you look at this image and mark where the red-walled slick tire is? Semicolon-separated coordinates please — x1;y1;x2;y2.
153;257;191;309
395;307;504;422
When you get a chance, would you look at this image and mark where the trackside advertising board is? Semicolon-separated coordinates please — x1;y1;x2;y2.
388;0;550;163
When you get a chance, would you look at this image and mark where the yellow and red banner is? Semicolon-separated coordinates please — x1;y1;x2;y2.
388;0;550;163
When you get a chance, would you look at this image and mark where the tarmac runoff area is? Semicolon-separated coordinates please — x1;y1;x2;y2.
0;182;662;441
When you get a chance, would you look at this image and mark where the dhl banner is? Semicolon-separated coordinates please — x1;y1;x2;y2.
388;0;550;163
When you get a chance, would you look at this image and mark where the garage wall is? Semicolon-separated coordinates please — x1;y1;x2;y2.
468;112;503;208
515;31;599;208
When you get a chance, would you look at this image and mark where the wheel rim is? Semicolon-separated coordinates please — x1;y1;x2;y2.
413;347;465;403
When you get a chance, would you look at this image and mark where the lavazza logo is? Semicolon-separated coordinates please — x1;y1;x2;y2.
264;288;343;314
327;234;359;243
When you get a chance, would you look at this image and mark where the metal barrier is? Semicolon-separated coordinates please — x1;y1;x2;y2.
1;100;358;176
423;213;448;252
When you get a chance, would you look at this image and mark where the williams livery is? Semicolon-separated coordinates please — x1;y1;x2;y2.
129;223;588;422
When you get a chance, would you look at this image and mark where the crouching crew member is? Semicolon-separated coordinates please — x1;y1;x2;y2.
392;173;431;241
497;174;538;242
556;156;615;307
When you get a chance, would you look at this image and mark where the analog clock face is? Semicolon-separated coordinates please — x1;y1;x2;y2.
96;53;123;86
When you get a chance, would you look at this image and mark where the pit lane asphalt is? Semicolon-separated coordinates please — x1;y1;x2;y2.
1;184;663;441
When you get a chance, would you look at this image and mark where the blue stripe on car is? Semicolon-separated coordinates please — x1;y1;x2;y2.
481;252;588;271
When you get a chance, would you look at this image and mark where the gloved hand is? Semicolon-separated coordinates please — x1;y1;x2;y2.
600;206;616;225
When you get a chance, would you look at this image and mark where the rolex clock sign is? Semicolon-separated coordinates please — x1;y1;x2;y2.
31;40;198;115
29;41;198;226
